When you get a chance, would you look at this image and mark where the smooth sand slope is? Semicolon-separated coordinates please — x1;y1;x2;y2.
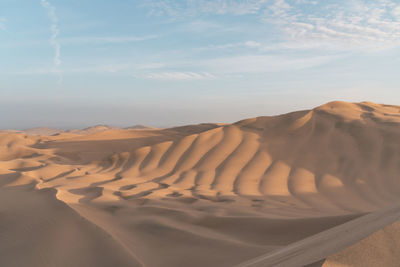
0;101;399;266
322;219;400;267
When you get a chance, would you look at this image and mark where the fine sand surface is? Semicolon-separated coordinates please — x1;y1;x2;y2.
0;101;399;266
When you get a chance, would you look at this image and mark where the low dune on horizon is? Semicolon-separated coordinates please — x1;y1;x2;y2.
1;101;400;267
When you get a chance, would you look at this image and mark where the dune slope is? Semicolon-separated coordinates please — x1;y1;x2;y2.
322;219;400;267
0;101;399;266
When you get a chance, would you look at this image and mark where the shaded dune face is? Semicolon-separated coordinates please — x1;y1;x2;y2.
0;101;399;267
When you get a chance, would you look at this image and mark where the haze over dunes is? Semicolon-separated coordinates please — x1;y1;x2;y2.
0;101;400;266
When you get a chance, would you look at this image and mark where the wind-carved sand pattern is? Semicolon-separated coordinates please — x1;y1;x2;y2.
0;101;400;266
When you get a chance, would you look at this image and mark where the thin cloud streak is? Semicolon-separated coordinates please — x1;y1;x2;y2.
144;0;268;17
60;35;159;45
11;53;340;77
10;62;164;75
196;41;262;51
144;72;215;81
41;0;62;85
199;54;342;74
0;17;5;30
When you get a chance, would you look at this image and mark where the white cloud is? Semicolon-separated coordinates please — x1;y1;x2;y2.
268;0;291;18
146;0;400;51
144;72;215;81
393;6;400;17
41;0;62;85
264;0;400;51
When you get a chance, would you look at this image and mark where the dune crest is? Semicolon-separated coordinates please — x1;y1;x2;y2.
0;101;399;266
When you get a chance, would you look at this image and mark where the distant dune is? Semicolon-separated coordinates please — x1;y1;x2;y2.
0;101;399;266
125;124;157;130
69;124;120;134
23;127;64;136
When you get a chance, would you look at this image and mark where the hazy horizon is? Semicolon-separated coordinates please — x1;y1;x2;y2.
1;99;399;131
1;0;399;129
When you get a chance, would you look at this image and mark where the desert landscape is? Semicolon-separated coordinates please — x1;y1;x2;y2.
0;101;399;266
2;0;400;265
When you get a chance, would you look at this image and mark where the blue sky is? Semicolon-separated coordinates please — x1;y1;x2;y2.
0;0;399;129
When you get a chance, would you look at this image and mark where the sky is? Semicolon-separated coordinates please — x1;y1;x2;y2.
0;0;399;129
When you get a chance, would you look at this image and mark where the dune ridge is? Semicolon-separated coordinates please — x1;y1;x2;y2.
0;101;399;266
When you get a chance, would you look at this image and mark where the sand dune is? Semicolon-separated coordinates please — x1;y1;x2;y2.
0;101;399;266
23;127;64;136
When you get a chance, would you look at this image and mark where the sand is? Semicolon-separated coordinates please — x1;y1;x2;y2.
0;101;399;266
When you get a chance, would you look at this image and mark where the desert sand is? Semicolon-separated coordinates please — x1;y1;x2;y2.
0;101;399;267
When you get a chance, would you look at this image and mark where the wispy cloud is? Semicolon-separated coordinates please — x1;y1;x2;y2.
137;53;338;79
196;40;262;51
146;0;400;51
144;0;268;17
199;54;341;74
0;17;6;30
137;63;165;69
11;64;129;75
12;62;165;75
60;35;159;45
264;0;400;51
41;0;62;85
144;72;215;81
244;41;261;48
394;6;400;17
